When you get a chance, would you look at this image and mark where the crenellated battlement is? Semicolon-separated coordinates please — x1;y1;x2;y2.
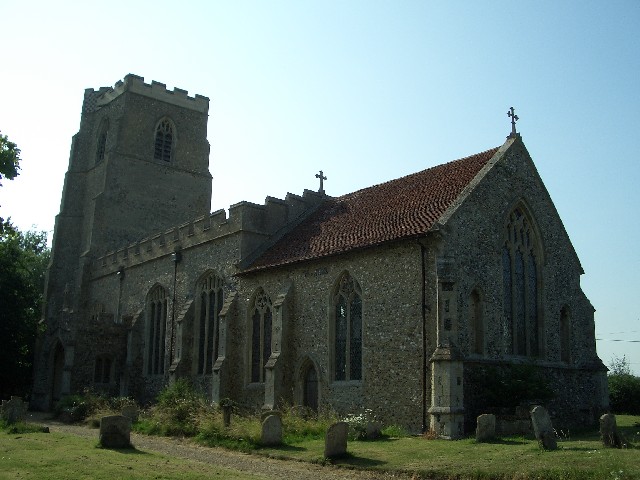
93;189;325;277
83;74;209;114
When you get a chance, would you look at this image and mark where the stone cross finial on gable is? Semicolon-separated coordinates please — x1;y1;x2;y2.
507;107;519;138
315;170;327;194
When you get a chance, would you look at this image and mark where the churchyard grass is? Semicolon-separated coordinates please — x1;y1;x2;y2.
2;414;639;479
259;414;640;480
0;428;262;480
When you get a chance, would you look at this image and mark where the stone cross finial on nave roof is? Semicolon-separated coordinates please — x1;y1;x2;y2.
315;170;327;194
507;107;519;138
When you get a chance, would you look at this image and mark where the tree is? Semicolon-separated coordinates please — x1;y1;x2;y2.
0;225;50;399
0;130;22;233
607;355;640;415
0;131;21;185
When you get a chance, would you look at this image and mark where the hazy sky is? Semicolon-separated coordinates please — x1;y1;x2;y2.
1;1;638;373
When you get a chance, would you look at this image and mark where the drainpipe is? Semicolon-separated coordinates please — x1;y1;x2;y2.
169;250;181;366
420;243;428;433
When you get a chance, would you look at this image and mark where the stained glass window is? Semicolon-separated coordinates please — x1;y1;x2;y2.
333;273;363;381
196;274;223;375
502;207;541;357
147;286;168;375
250;290;272;383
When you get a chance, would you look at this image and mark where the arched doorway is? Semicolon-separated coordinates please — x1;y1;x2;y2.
51;342;65;408
302;364;318;412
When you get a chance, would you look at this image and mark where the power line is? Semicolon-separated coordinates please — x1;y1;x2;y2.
596;338;640;343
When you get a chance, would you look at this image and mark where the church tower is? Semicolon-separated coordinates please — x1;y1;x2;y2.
31;74;211;409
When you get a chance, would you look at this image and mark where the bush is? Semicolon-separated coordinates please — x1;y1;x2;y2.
608;374;640;415
608;355;640;415
136;379;211;437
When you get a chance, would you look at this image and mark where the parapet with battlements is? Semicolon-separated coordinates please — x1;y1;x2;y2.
93;189;325;277
83;74;209;114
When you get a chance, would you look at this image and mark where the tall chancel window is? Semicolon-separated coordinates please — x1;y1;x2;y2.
154;118;174;162
96;119;108;164
250;289;272;383
502;206;542;357
146;285;168;375
470;289;484;355
333;272;363;381
195;273;224;375
560;306;571;363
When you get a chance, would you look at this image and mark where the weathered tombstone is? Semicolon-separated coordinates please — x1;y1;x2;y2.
261;414;283;446
121;406;139;423
99;415;132;448
324;421;348;458
260;409;282;421
600;413;623;448
365;422;382;440
476;414;496;442
530;406;557;450
222;406;232;428
1;396;27;424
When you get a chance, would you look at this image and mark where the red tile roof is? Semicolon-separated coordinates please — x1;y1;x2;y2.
245;147;500;272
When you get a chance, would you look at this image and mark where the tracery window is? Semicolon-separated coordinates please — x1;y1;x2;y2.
94;355;112;384
195;273;224;375
146;285;168;375
560;306;571;363
502;206;541;357
153;118;174;162
470;289;484;355
333;272;363;381
250;289;272;383
96;119;108;164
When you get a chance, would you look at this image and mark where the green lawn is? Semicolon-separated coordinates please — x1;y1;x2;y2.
260;415;640;480
0;430;263;480
2;416;638;480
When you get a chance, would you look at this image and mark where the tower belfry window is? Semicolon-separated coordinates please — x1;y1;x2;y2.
154;119;173;162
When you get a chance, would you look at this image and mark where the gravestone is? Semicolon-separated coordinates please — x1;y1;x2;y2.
324;422;348;458
99;415;132;448
600;413;623;448
530;406;557;450
261;414;283;446
476;414;496;442
1;396;27;424
121;406;139;423
365;422;382;440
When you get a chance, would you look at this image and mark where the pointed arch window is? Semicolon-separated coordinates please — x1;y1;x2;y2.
96;119;108;164
250;289;272;383
332;272;363;381
470;289;484;355
560;306;571;363
146;285;168;375
154;118;174;162
195;273;224;375
502;206;542;357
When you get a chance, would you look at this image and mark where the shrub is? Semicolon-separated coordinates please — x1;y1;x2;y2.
136;379;212;437
608;374;640;415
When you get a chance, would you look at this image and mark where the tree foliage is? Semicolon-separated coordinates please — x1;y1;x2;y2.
0;131;21;185
0;130;22;233
607;355;640;415
0;225;50;399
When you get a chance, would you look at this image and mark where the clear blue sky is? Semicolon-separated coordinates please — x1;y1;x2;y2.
1;1;638;373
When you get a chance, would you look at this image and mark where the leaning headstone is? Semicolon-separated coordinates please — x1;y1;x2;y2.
476;414;496;442
99;415;132;448
1;396;28;424
261;414;283;446
600;413;623;448
222;406;232;428
121;406;139;423
324;422;348;458
530;406;557;450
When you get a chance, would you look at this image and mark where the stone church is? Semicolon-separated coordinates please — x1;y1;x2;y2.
31;74;608;437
